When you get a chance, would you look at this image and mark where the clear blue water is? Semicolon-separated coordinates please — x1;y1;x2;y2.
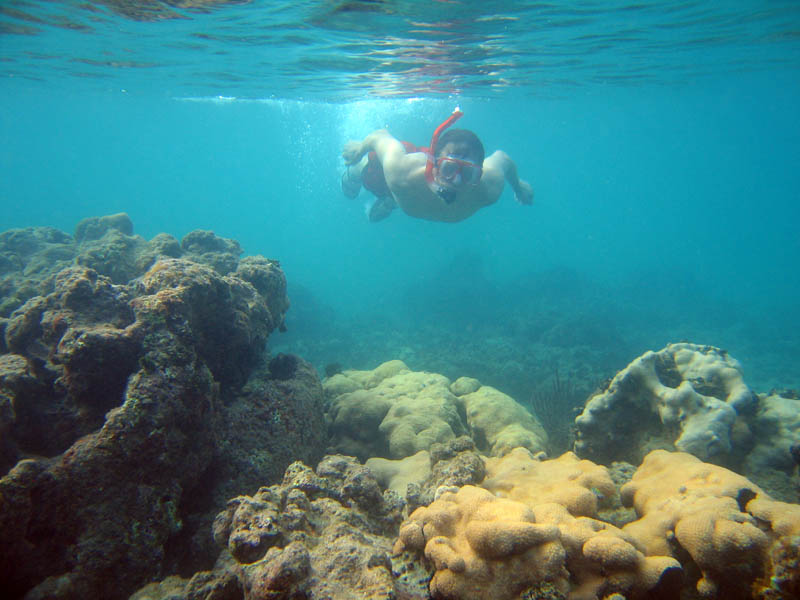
2;1;800;395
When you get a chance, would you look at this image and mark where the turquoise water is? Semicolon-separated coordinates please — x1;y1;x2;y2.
2;1;800;394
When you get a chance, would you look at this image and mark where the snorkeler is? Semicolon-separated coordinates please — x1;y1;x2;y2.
341;108;534;223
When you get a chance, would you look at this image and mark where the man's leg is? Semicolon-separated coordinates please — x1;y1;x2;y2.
367;195;397;222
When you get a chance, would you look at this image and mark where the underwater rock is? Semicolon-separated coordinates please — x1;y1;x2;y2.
236;256;289;332
0;214;264;318
181;229;242;275
74;212;134;243
268;352;299;380
73;213;181;284
133;258;277;387
130;567;243;600
3;266;138;460
196;355;328;564
0;217;321;600
0;226;75;316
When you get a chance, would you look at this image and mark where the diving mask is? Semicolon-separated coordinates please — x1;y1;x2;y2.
435;155;482;186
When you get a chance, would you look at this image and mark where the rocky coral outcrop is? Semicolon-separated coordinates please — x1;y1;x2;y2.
134;455;407;600
0;217;325;600
0;226;75;316
1;214;287;330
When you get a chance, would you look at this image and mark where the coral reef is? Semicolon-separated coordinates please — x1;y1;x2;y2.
4;214;800;600
366;436;487;511
365;450;432;497
133;444;799;600
0;217;325;600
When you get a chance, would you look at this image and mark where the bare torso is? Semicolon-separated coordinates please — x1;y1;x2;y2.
382;151;506;223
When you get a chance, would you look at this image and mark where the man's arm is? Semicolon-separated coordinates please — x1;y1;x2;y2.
342;129;407;167
483;150;533;205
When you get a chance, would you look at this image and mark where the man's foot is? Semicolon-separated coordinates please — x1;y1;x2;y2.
341;168;361;199
367;196;396;222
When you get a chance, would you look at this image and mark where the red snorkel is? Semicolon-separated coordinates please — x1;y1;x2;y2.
425;107;464;184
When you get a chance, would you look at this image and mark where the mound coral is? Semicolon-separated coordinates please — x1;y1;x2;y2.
394;483;683;600
326;361;469;460
452;378;548;457
574;342;756;465
326;361;547;462
394;485;569;600
621;449;800;598
483;448;617;517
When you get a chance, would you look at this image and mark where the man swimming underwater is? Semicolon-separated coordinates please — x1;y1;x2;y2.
341;108;534;223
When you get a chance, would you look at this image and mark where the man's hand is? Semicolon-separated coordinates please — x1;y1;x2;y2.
514;179;534;205
342;141;363;166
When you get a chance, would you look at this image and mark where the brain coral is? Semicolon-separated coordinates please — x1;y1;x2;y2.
621;449;800;598
574;342;756;465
